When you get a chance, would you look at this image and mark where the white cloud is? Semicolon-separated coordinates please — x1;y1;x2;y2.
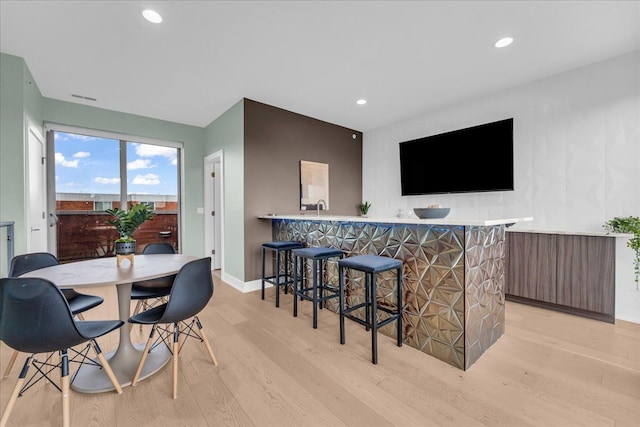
95;177;120;184
55;133;93;142
73;151;91;158
67;133;93;141
132;173;160;185
55;152;79;168
127;158;155;170
133;143;177;161
64;182;76;187
171;158;177;166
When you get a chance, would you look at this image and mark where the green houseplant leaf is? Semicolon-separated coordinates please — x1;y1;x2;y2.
358;201;371;216
106;203;155;242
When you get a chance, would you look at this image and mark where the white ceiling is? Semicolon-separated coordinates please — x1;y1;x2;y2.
1;1;638;132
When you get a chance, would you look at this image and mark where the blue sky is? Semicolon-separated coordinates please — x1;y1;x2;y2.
54;131;177;195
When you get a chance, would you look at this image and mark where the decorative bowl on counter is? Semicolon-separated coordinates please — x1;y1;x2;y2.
413;207;450;219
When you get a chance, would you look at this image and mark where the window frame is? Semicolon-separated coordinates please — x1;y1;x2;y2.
45;123;184;254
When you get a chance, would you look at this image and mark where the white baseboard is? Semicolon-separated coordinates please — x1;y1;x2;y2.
243;278;263;293
615;314;640;325
221;271;262;294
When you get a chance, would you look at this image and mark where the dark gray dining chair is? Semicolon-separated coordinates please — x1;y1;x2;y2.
3;252;104;379
128;257;217;399
0;277;123;427
130;243;176;317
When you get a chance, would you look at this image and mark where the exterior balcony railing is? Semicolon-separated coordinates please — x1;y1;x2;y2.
56;211;178;262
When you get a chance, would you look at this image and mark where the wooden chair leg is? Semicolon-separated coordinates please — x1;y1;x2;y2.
172;323;179;399
133;300;143;315
76;312;86;321
2;350;19;379
132;326;156;386
61;350;70;427
0;356;32;427
91;341;122;394
195;317;218;366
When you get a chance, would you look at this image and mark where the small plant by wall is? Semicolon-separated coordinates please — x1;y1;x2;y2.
359;201;371;216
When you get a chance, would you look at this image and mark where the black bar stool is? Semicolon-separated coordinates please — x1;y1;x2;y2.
261;241;304;307
338;255;403;364
293;247;344;328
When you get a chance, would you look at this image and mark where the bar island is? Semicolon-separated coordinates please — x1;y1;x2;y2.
259;214;532;370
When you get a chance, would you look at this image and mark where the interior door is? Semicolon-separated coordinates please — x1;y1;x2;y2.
27;127;48;252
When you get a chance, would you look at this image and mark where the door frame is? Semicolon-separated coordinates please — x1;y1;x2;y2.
204;150;224;271
25;120;48;253
45;130;57;255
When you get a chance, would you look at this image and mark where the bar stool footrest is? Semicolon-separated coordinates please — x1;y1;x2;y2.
296;291;339;304
376;315;402;329
342;302;369;315
343;304;401;329
343;313;371;328
263;275;296;286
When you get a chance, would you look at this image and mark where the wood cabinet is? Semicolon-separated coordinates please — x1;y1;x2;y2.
505;231;615;322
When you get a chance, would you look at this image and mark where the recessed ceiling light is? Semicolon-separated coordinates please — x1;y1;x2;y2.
143;9;163;24
494;37;514;48
356;99;367;105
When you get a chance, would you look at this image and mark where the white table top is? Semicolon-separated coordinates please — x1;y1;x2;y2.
258;214;533;227
20;254;198;288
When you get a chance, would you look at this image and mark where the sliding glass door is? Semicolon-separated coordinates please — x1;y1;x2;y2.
49;129;180;262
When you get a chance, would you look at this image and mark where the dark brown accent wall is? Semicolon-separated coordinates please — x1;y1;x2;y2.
243;99;363;281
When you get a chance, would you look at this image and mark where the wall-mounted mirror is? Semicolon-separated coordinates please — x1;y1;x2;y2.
300;160;329;211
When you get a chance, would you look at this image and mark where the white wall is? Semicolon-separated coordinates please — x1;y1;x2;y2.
363;51;640;322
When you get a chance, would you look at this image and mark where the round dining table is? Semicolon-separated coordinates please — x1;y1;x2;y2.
20;254;198;393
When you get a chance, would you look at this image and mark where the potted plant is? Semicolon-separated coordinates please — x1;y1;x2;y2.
106;203;155;255
358;201;371;217
603;216;640;284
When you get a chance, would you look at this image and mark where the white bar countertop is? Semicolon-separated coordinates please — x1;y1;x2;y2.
258;214;533;227
507;228;633;238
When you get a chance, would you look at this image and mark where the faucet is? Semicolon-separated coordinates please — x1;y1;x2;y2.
316;199;326;217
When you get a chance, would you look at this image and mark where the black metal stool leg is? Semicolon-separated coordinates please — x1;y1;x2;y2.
339;265;346;345
319;259;325;311
293;255;299;317
261;247;266;300
284;250;290;295
365;272;371;332
397;267;403;347
312;259;319;329
371;274;378;365
275;248;282;308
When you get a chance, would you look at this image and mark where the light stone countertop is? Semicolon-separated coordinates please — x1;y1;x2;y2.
258;214;533;227
507;228;633;238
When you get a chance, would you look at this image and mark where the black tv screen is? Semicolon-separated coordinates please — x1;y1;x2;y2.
399;118;514;195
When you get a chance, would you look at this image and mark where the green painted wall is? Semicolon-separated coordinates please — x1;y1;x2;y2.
204;99;244;281
43;98;206;257
0;52;207;273
0;53;44;276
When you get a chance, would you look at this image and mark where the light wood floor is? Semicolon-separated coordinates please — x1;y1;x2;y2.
1;271;639;426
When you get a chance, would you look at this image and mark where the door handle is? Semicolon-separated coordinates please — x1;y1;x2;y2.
49;212;59;227
31;227;41;232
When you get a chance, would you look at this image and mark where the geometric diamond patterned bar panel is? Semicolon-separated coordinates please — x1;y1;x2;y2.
272;219;506;370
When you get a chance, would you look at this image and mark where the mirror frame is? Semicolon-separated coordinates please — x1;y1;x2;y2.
300;160;329;211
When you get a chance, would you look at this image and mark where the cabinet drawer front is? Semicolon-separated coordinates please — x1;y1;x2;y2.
556;235;615;315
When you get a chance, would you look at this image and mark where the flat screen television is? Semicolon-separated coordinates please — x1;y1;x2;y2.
399;118;514;195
